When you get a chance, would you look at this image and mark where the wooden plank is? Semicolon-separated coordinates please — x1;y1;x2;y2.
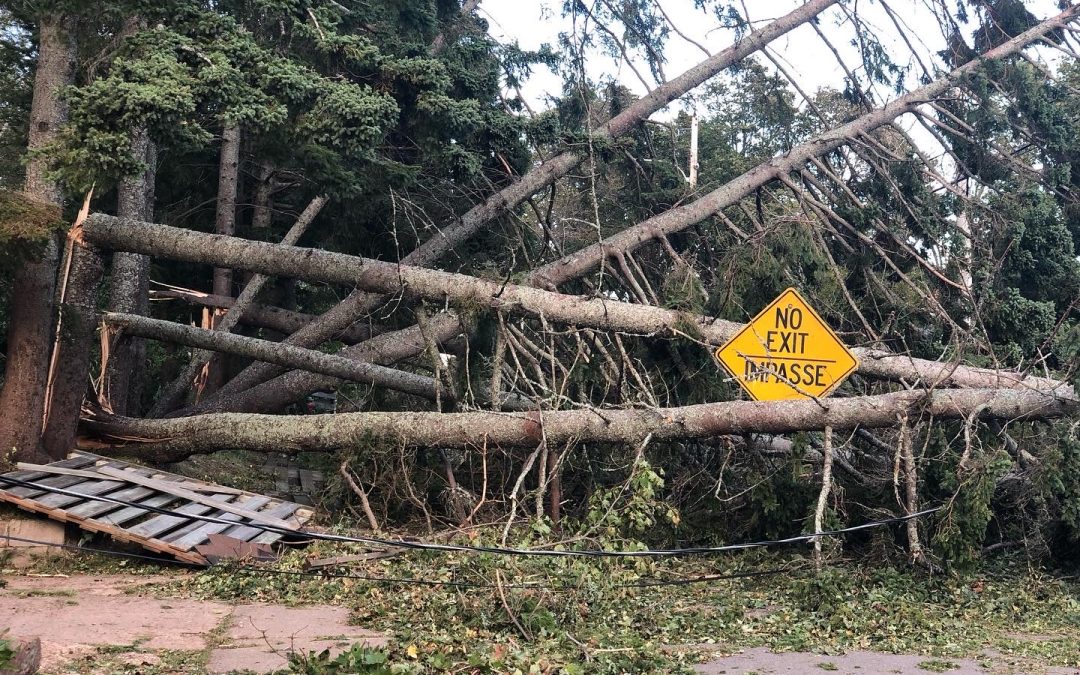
36;478;126;509
2;455;97;482
123;499;229;539
226;501;302;543
66;485;155;519
95;466;299;531
168;496;272;550
0;457;99;498
71;451;249;495
97;493;180;527
15;462;246;495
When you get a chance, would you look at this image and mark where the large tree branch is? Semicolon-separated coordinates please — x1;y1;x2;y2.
81;215;1074;406
82;388;1078;460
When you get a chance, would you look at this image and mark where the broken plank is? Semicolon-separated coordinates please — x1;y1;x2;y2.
94;466;299;531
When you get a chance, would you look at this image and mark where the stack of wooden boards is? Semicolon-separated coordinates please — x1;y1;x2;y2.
0;451;313;564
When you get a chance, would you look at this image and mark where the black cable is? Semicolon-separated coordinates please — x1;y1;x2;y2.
0;474;942;558
1;532;796;591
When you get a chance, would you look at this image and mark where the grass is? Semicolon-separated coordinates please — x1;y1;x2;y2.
917;659;959;672
11;529;1080;673
146;537;1080;674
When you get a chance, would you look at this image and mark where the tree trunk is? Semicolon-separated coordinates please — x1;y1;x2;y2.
250;161;275;230
104;312;441;402
146;195;325;417
204;122;241;393
0;14;76;464
218;0;841;395
82;388;1079;461
212;123;241;297
105;128;156;415
81;215;1074;406
41;243;104;458
207;3;1077;413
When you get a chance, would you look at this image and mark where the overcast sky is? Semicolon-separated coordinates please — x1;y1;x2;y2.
481;0;1065;117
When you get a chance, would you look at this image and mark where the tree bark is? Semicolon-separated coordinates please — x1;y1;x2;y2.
81;215;1074;407
149;289;383;343
212;124;241;298
104;312;442;402
219;0;842;396
146;195;326;416
105;128;156;415
0;14;76;464
207;3;1079;413
41;243;104;459
81;388;1079;461
203;122;241;393
250;161;275;230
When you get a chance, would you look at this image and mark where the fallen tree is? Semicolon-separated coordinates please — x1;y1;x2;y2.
82;387;1079;460
195;3;1080;412
81;215;1074;402
215;0;843;397
103;312;442;402
148;194;327;416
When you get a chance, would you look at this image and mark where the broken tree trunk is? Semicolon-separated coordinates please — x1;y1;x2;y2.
212;123;241;298
82;388;1079;461
149;289;383;344
147;195;327;417
80;215;1074;406
203;4;1079;413
104;312;442;402
217;0;842;396
203;122;241;394
42;242;105;459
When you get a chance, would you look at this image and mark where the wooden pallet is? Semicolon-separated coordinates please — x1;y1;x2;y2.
0;452;314;565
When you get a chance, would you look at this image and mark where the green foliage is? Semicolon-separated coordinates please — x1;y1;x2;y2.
0;633;12;671
0;189;63;270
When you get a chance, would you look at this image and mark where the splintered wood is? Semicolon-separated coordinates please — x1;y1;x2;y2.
0;451;313;564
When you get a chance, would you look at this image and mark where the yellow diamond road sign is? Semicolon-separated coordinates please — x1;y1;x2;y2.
715;288;858;402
